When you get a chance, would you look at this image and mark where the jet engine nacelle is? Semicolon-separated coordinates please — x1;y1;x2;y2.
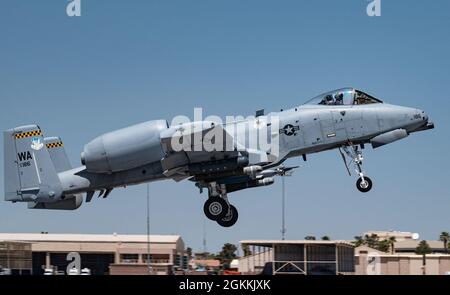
81;120;168;173
28;194;83;210
370;128;408;148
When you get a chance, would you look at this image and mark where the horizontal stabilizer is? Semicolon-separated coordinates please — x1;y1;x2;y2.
44;137;72;172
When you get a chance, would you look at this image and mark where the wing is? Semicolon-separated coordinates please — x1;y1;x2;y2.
159;121;269;181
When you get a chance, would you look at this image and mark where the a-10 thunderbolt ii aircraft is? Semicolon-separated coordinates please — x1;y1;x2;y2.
3;88;433;227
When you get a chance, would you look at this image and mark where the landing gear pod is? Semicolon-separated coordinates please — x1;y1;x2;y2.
370;129;408;149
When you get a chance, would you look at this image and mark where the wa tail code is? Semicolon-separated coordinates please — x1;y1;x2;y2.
17;151;33;162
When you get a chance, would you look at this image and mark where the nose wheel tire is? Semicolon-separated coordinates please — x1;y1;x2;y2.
356;176;372;193
217;205;239;227
203;197;229;221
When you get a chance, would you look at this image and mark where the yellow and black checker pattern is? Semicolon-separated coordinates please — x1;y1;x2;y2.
46;141;64;149
14;130;42;139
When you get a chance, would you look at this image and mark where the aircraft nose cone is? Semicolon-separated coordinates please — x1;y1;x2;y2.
412;109;434;131
419;109;429;122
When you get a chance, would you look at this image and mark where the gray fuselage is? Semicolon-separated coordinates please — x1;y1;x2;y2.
59;100;429;196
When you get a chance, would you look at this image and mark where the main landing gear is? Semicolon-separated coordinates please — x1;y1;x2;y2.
203;182;239;227
339;144;373;193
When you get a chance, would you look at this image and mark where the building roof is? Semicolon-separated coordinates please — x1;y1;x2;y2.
240;240;353;247
364;230;419;241
395;240;445;250
0;233;181;244
355;245;385;255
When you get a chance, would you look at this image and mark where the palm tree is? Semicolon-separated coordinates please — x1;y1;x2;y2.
415;240;432;275
377;239;390;253
242;244;252;257
353;236;364;247
439;232;449;254
388;236;397;254
364;234;379;249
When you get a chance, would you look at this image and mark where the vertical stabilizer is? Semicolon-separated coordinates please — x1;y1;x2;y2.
3;125;63;203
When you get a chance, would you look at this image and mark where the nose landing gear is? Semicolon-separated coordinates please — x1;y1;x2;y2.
202;182;239;227
340;144;373;193
356;176;372;193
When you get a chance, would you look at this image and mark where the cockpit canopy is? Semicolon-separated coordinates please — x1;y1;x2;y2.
303;88;383;106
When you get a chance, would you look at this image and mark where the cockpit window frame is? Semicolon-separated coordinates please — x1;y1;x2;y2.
353;90;383;105
302;88;383;106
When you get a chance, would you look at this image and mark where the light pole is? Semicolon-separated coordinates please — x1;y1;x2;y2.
146;183;152;274
278;165;297;240
203;218;207;254
281;175;286;240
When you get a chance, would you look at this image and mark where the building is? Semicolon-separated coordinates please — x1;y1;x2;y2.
364;230;420;241
0;233;186;275
354;230;450;274
190;259;221;272
394;240;448;254
238;240;355;275
0;241;32;275
355;245;450;275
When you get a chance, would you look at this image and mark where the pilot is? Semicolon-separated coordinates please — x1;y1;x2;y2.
320;94;334;105
334;93;344;105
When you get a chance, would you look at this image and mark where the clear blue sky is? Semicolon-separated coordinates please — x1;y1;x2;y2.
0;0;449;253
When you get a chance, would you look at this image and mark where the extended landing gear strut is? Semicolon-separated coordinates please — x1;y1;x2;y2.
202;182;238;227
339;144;373;193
